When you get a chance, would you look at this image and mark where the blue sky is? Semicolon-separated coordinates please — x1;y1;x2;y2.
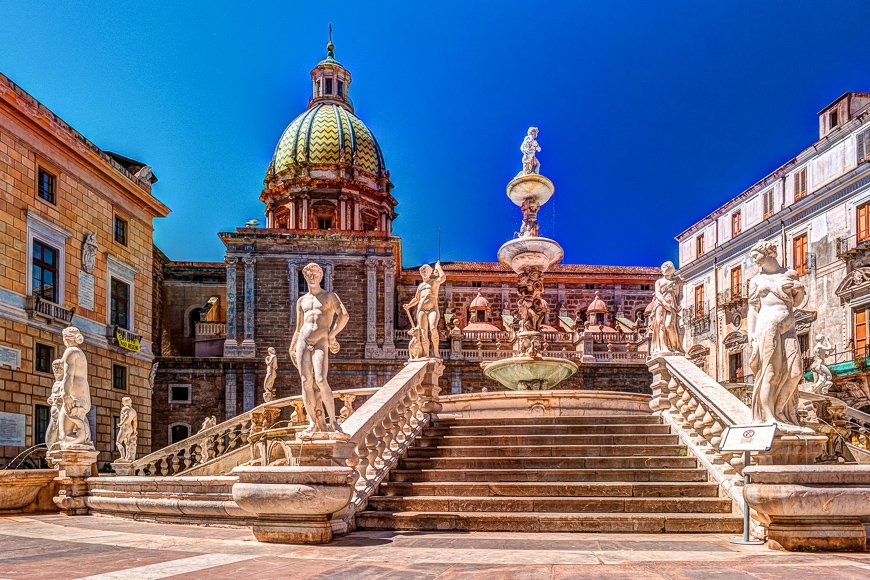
2;1;869;267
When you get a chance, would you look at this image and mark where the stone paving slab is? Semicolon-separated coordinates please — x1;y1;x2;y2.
0;515;869;579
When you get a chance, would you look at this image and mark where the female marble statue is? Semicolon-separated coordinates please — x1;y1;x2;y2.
45;359;64;450
747;241;806;430
263;347;278;402
647;261;684;355
520;127;541;175
57;326;93;446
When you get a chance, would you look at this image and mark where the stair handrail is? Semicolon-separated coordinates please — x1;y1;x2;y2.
648;354;752;480
132;387;379;476
333;359;444;530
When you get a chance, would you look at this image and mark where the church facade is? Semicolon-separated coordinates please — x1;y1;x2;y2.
152;40;658;448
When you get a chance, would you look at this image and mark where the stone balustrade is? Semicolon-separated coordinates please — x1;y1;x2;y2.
132;387;378;477
334;359;444;530
195;321;226;336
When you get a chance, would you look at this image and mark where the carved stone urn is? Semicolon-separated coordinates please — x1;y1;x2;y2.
231;464;356;544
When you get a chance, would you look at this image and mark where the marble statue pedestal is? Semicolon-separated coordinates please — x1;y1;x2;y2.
47;444;98;516
231;464;355;544
744;465;870;551
111;461;134;476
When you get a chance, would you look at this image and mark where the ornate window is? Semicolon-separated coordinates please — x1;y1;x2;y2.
730;267;742;299
310;200;337;230
361;208;379;232
32;240;59;303
110;277;130;329
854;307;870;355
731;210;741;237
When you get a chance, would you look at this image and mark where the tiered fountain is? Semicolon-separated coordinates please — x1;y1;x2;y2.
481;128;578;390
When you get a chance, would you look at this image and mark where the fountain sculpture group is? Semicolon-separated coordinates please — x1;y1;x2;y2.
481;128;578;390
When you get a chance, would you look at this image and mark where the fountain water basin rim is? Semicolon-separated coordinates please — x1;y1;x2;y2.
497;237;564;273
481;356;578;391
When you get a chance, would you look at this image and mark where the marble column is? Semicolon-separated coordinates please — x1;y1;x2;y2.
354;201;361;231
383;258;396;357
339;195;349;230
223;257;239;356
288;201;296;229
241;255;256;356
365;257;379;358
225;371;237;419
301;195;310;229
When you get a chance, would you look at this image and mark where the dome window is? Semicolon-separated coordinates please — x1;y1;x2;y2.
310;200;337;230
337;80;344;98
325;78;333;95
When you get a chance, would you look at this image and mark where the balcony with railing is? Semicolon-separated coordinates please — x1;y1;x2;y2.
716;286;748;311
106;325;143;352
24;295;75;325
194;321;227;357
683;304;711;337
836;232;870;260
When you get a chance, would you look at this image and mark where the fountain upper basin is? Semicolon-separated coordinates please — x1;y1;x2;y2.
506;174;555;207
497;237;564;273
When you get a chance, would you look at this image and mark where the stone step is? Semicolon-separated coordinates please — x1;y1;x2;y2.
424;424;674;436
405;444;687;458
379;481;720;498
356;511;744;533
366;496;733;514
398;456;698;471
434;415;661;426
388;467;709;483
416;434;681;447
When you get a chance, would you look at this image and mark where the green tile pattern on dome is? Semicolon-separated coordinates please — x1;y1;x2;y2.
271;103;384;176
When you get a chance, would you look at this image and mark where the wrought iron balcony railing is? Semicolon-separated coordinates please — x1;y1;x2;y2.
24;295;75;325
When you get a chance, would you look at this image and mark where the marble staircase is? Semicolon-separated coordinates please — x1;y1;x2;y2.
356;414;743;533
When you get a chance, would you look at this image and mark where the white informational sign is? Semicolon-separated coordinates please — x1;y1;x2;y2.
0;345;21;370
0;412;26;446
78;271;95;310
720;424;777;452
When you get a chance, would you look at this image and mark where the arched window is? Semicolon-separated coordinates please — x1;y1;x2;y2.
169;423;191;444
361;209;379;232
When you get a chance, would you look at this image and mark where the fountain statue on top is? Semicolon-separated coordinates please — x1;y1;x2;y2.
481;128;578;390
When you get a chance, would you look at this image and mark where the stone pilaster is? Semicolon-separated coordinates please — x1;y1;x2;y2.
243;370;256;412
383;257;396;357
301;194;310;228
223;257;239;357
288;200;296;229
364;257;379;358
225;371;237;419
240;255;256;356
339;194;349;230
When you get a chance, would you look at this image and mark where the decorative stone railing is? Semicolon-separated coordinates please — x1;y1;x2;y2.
593;350;645;363
25;295;75;325
334;359;443;530
586;331;639;343
132;387;378;476
195;322;226;336
648;355;752;504
396;348;575;362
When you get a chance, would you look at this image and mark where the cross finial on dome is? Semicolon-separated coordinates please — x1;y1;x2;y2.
326;23;335;59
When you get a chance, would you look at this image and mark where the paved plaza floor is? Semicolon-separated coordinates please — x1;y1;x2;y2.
1;515;869;579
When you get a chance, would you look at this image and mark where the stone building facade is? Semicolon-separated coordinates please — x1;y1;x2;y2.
676;91;870;412
152;40;658;444
0;73;169;467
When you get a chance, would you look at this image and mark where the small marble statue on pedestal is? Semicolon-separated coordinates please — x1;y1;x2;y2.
403;261;446;360
115;397;138;462
56;327;93;447
747;241;811;432
290;263;350;437
810;334;835;395
45;359;64;451
519;126;541;175
646;261;684;356
263;347;278;402
199;415;217;432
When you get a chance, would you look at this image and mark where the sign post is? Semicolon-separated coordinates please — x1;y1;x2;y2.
719;423;777;546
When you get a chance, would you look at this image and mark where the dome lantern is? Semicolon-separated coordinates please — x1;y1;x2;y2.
310;25;353;112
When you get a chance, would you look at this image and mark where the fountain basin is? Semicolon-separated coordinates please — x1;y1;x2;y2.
506;174;555;207
497;237;564;273
482;356;578;390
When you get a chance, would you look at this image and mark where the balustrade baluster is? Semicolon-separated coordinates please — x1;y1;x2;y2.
400;393;414;438
171;455;181;474
372;422;387;471
216;433;226;456
352;440;369;489
159;457;169;476
379;416;395;463
387;408;403;451
364;432;380;481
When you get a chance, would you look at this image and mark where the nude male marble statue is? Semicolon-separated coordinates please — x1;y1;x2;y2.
810;334;835;395
115;396;138;462
403;261;446;359
290;262;350;436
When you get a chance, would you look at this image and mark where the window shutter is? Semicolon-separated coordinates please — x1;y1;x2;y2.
859;128;870;163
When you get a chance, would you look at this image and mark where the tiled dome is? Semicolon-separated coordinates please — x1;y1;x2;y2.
270;103;386;177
